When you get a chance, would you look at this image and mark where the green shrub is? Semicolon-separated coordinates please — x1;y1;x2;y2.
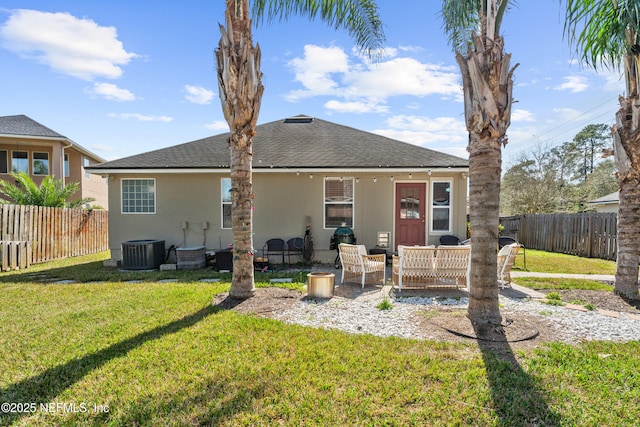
376;298;393;310
544;292;565;306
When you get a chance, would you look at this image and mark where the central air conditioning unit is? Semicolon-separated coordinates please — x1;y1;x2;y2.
121;239;166;270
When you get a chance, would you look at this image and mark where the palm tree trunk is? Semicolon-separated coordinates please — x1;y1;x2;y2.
228;129;257;299
612;95;640;300
467;135;502;327
455;33;517;334
616;178;640;299
216;0;264;299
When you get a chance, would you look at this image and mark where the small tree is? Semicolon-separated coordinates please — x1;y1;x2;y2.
571;124;611;182
501;126;618;215
0;172;95;208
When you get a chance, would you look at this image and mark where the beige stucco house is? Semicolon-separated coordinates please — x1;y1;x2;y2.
587;191;619;213
87;115;469;265
0;115;108;209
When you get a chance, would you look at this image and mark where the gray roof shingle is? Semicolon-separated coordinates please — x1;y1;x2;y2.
89;115;469;171
0;115;66;139
588;191;619;204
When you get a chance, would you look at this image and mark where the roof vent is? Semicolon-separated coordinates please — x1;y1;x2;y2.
284;116;313;124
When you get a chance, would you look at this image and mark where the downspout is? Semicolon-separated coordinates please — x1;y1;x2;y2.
61;145;66;186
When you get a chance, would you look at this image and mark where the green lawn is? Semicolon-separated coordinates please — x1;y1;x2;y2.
511;249;618;291
513;248;617;274
1;252;638;426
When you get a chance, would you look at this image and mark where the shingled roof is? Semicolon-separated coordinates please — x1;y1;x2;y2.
88;115;468;171
0;114;66;139
0;114;106;163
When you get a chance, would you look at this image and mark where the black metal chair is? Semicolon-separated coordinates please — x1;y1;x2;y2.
262;238;286;267
439;235;461;245
286;237;305;265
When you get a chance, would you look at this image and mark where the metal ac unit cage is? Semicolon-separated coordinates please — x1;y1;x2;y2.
121;239;166;270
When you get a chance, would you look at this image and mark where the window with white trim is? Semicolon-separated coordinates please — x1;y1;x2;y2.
84;157;91;179
324;177;354;228
121;178;156;213
221;178;232;229
32;152;49;175
431;181;452;232
64;153;69;177
11;151;28;174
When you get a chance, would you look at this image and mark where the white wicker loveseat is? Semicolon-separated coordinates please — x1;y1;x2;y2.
393;245;471;291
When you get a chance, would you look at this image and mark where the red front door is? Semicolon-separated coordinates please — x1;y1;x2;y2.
395;183;426;249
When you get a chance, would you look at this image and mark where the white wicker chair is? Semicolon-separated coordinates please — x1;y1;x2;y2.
497;243;520;289
338;243;386;288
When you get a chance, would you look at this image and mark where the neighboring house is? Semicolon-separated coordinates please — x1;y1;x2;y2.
0;115;108;209
587;191;619;213
87;115;469;264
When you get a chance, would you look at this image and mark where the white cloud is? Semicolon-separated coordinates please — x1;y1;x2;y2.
184;85;214;104
324;99;388;114
511;109;535;122
505;125;541;146
550;107;581;122
0;9;136;80
516;78;540;88
345;58;461;99
286;45;350;100
205;121;229;131
108;113;172;122
351;45;398;62
285;44;462;107
89;83;135;101
597;69;624;92
371;115;468;152
555;75;589;93
397;45;424;54
91;144;115;152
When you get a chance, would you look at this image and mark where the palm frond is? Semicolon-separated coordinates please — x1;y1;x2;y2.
441;0;516;53
564;0;640;71
251;0;385;56
0;172;84;207
441;0;482;53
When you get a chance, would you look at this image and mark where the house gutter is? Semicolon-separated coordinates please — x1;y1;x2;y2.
85;166;470;176
0;133;68;142
63;139;106;163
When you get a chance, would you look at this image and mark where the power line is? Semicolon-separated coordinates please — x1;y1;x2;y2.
530;95;617;142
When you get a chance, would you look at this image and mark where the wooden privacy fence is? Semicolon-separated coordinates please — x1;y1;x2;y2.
0;204;108;271
500;213;617;260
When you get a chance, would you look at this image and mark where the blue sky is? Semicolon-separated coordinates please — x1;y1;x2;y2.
0;1;622;167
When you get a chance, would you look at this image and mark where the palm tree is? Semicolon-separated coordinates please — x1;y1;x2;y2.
0;171;95;208
565;0;640;301
441;0;518;335
216;0;385;299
